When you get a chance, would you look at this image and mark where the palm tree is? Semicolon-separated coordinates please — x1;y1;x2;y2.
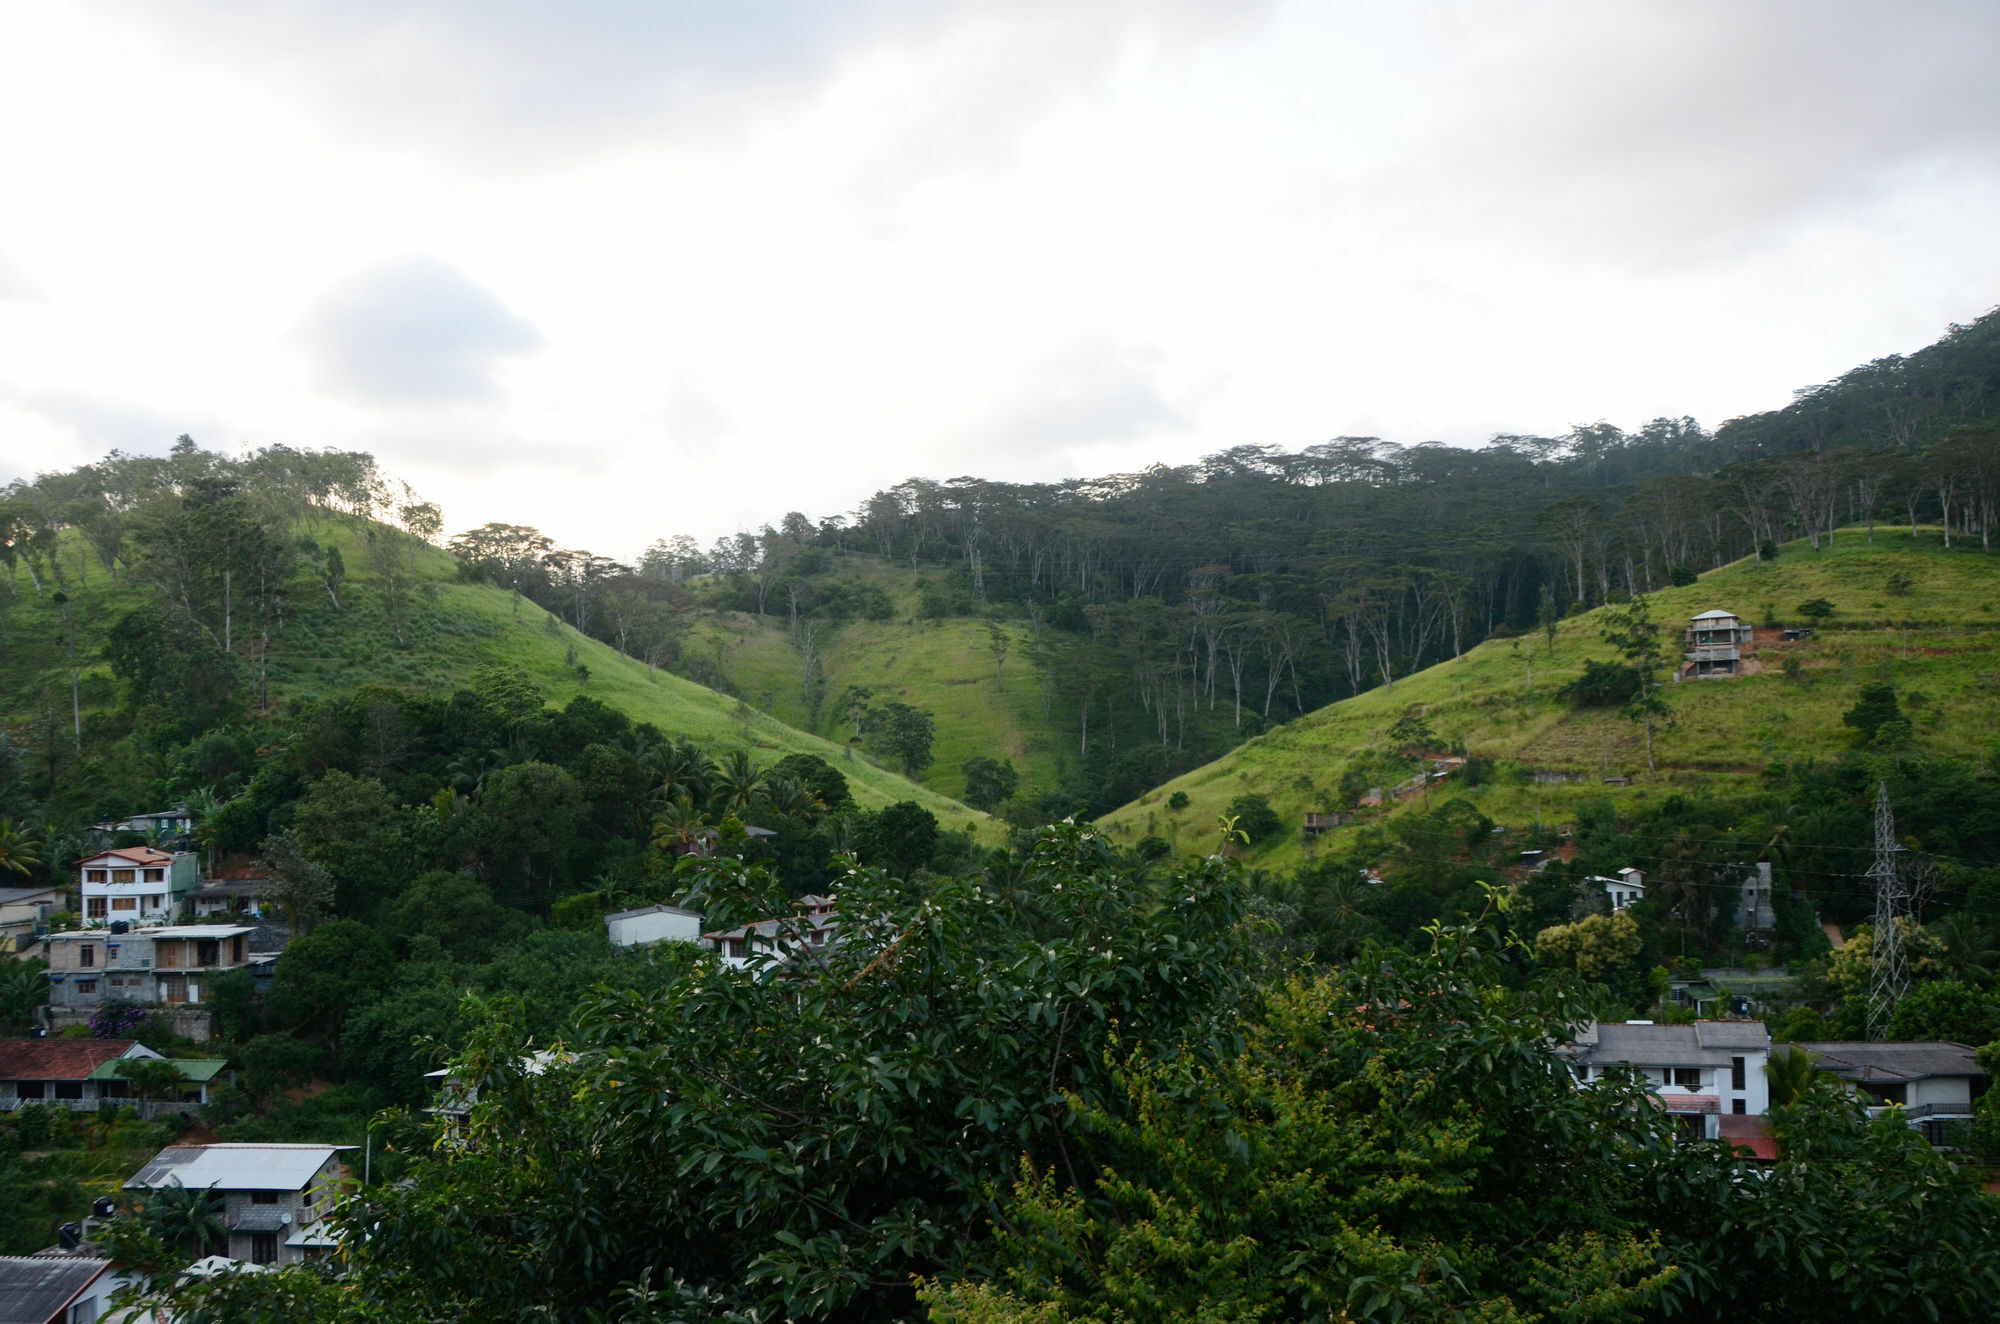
0;960;47;1033
651;796;715;858
755;775;822;824
1926;914;1999;988
1765;1046;1821;1108
142;1179;227;1260
709;749;765;815
0;820;41;879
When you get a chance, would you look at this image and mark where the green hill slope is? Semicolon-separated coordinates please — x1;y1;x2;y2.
0;523;986;829
1096;530;2000;868
677;558;1064;801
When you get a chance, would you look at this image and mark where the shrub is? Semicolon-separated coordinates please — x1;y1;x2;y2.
1225;793;1283;844
1166;791;1190;812
1842;683;1903;741
1886;570;1915;596
1796;598;1836;622
1668;565;1698;587
1557;660;1639;707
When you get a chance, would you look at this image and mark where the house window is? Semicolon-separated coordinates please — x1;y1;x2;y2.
54;1082;83;1100
251;1191;279;1205
75;980;97;995
197;940;219;967
102;1080;129;1098
1731;1057;1746;1091
1670;1068;1701;1088
1732;1100;1746;1115
111;869;135;884
232;937;245;963
17;1081;43;1099
107;944;119;958
79;946;94;968
86;899;107;919
250;1232;278;1264
1674;1115;1706;1141
112;897;137;912
146;894;163;910
143;868;165;882
86;870;107;883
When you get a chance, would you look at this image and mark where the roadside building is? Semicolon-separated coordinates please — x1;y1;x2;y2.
1564;1020;1772;1140
124;1144;351;1267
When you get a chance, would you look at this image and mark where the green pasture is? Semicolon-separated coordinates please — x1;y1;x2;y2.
1097;529;2000;870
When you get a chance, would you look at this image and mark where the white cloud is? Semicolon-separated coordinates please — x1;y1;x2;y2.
300;257;542;405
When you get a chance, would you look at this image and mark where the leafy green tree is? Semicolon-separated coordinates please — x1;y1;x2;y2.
239;1032;327;1104
468;761;584;908
1890;979;1999;1043
314;824;1252;1320
770;754;851;811
1558;659;1641;707
1797;597;1837;622
863;800;941;874
289;771;411;917
267;920;394;1051
1599;594;1672;773
1843;682;1904;743
1535;910;1643;980
961;756;1019;811
115;1057;188;1111
1223;792;1282;844
382;872;528;962
260;828;335;933
926;894;1679;1322
870;701;936;776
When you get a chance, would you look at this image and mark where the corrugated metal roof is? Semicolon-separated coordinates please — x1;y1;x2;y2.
603;904;703;923
1568;1020;1768;1068
0;1255;106;1323
1690;609;1738;620
1791;1041;1985;1083
86;1058;229;1083
0;888;61;906
124;1144;350;1193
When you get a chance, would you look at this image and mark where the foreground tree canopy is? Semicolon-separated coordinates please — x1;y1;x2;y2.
146;831;1999;1323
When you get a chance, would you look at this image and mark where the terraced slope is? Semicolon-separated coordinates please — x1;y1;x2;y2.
1095;530;2000;869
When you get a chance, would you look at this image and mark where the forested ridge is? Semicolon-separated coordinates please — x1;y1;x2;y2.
0;313;1998;1322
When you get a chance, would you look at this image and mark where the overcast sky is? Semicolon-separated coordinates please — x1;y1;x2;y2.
4;1;1998;560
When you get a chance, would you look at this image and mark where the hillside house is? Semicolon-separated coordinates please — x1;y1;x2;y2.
604;905;704;950
0;1254;138;1324
0;887;65;955
1790;1041;1988;1146
1592;867;1645;911
1681;609;1755;679
0;1039;160;1111
75;848;198;924
703;895;840;971
1735;862;1776;931
125;1144;351;1267
44;926;255;1014
190;878;273;920
1564;1020;1772;1139
88;806;194;842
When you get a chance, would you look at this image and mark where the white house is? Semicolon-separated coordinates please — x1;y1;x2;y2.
1592;867;1645;911
1791;1041;1989;1147
702;895;840;971
1564;1020;1772;1140
1735;862;1776;931
604;905;704;949
75;847;199;924
125;1143;351;1267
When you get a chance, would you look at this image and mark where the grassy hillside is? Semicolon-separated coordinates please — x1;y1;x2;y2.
0;522;988;831
678;558;1064;801
1096;529;2000;869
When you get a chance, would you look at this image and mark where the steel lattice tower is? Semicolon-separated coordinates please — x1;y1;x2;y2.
1867;781;1907;1040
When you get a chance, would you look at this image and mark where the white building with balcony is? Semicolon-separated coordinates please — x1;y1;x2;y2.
1564;1020;1772;1140
75;847;198;924
1592;867;1645;911
1682;609;1756;679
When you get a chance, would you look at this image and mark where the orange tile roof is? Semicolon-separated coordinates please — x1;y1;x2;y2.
80;848;175;866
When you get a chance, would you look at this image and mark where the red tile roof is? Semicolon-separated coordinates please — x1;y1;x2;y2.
0;1039;136;1081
